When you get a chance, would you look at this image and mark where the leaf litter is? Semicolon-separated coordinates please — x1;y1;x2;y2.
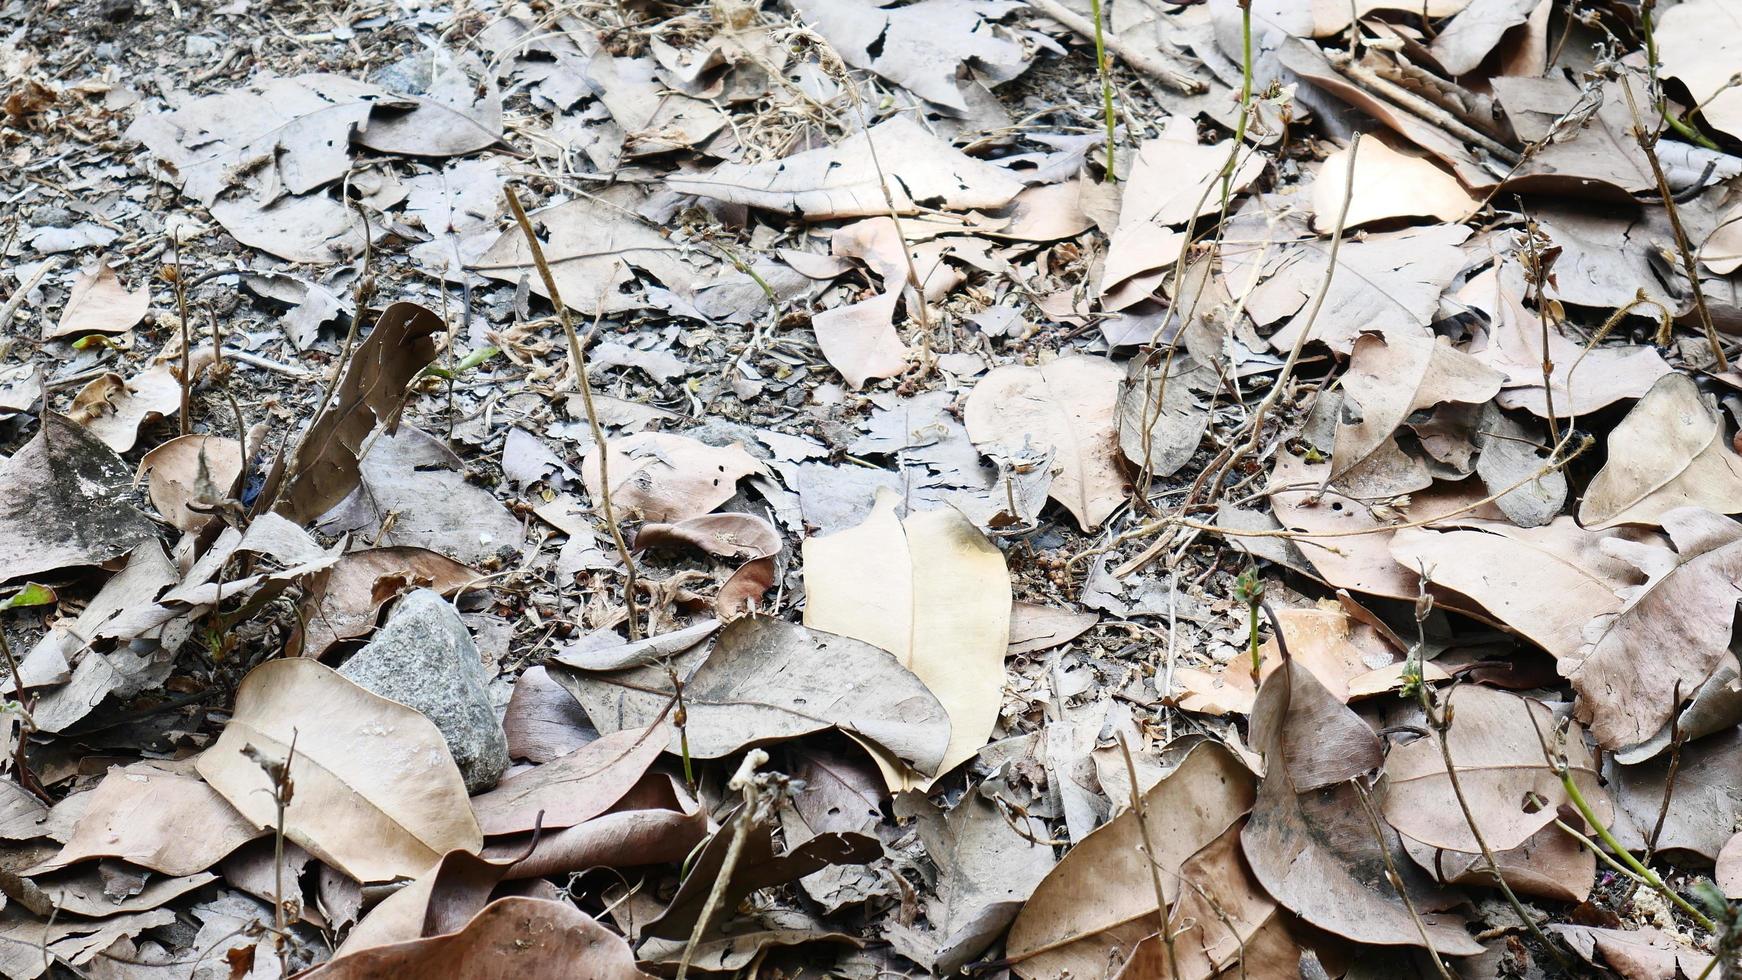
7;0;1742;975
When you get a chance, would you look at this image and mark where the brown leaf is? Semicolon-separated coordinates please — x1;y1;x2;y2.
1007;601;1098;656
1551;924;1714;980
304;897;653;979
1171;601;1404;717
1401;822;1594;904
291;547;477;658
1579;374;1742;529
965;355;1127;530
580;432;764;524
32;764;259;877
70;353;210;453
196;658;482;883
484;773;708;881
137;434;245;532
1610;726;1742;861
812;288;912;389
1241;659;1482;954
49;262;148;339
502;666;598;764
0;414;156;586
1331;332;1503;483
262;301;443;525
1005;741;1258;978
636;512;781;618
1311;139;1475;230
470;721;668;835
1655;0;1742;141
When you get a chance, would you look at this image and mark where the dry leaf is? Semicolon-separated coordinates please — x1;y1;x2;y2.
1579;373;1742;529
1402;821;1594;904
791;0;1028;114
353;52;502;157
32;764;259;876
581;432;764;523
1005;741;1257;978
965;355;1126;530
485;773;708;882
803;489;1011;787
1102;134;1264;287
635;512;781;618
49;262;148;339
549;615;953;774
0;414;155;585
291;547;477;658
1610;725;1742;861
1655;0;1742;141
70;353;209;453
1261;224;1471;353
1718;831;1742;898
137;434;244;532
1242;658;1482;954
1171;601;1402;716
1383;685;1607;853
665;115;1024;219
196;658;482;883
263;301;444;525
470;196;703;316
1331;332;1504;482
1551;924;1714;980
1474;403;1566;527
470;722;668;835
502;666;598;764
1117;356;1212;480
1312;140;1475;231
812;288;911;389
1428;0;1541;75
1008;601;1098;656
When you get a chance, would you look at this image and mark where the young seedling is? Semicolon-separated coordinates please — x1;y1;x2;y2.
1234;567;1265;686
1089;0;1116;181
0;584;54;802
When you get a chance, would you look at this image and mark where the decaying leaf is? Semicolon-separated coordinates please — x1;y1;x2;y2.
69;352;210;453
812;288;912;389
1171;600;1404;716
32;764;259;876
791;0;1030;114
1330;332;1504;483
196;658;482;883
0;414;155;585
1551;923;1714;980
550;616;952;774
137;434;244;532
635;512;781;618
581;432;764;524
291;547;477;658
965;355;1126;530
803;489;1011;787
1579;374;1742;529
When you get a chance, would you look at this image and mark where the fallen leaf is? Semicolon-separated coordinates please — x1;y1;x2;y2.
885;785;1055;973
1241;658;1482;954
1117;355;1213;480
1567;507;1742;750
196;657;482;883
1171;600;1403;716
1610;725;1742;861
780;752;890;912
1331;332;1504;483
31;764;259;876
1007;601;1099;656
1655;0;1742;141
812;288;912;389
581;432;764;523
1382;685;1607;853
502;666;598;764
1103;134;1264;287
49;262;148;339
485;773;708;881
0;414;155;585
304;897;652;979
1474;403;1566;527
1718;832;1742;898
354;51;502;157
470;722;668;835
137;434;244;532
665;115;1025;219
262;301;444;525
291;547;477;658
635;512;781;618
1551;924;1714;980
641;908;864;973
1005;741;1257;978
803;489;1011;786
70;352;210;453
0;905;174;979
549;615;952;774
1402;822;1594;904
1260;224;1470;353
469;197;703;316
1311;139;1475;231
791;0;1030;115
965;355;1126;530
1579;374;1742;529
1428;0;1541;75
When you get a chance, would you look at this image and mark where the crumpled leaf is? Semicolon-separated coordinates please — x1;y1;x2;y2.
137;434;244;532
635;512;781;618
1005;741;1257;978
1579;373;1742;529
791;0;1031;114
48;262;148;339
196;658;483;883
1241;658;1482;954
263;301;443;525
1474;403;1566;527
665;115;1024;220
581;432;764;524
1568;507;1742;750
69;350;212;453
1383;685;1607;853
485;773;708;882
0;414;155;585
965;355;1126;530
1428;0;1542;75
305;897;652;979
549;615;952;774
803;489;1011;787
1331;332;1504;483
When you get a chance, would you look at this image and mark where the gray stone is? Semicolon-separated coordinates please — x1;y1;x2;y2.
338;589;509;793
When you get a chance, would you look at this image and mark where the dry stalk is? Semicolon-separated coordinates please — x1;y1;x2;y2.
504;186;642;639
1117;731;1179;979
172;233;192;437
1352;780;1455;980
676;749;767;980
1024;0;1203;94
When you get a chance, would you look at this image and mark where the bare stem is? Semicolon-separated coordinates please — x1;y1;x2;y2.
1117;732;1178;979
1353;780;1454;980
504;187;641;639
1089;0;1117;181
676;750;766;980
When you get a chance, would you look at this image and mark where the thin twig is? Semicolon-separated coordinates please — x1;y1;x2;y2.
676;749;766;980
1352;780;1454;980
1024;0;1204;94
504;186;641;639
1117;732;1179;980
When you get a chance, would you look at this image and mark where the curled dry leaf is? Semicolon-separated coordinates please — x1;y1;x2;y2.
812;288;911;390
31;764;259;877
0;414;155;585
469;721;668;835
69;350;212;453
263;301;444;525
636;512;781;618
1579;373;1742;529
502;666;598;764
1312;139;1475;231
305;897;653;979
1004;741;1257;979
1171;600;1403;716
1331;332;1504;483
1568;507;1742;751
196;658;482;883
1382;685;1607;853
48;262;148;339
291;546;477;658
1241;658;1482;954
549;615;952;774
965;355;1126;530
331;846;516;957
137;434;244;532
485;773;708;881
664;115;1024;220
1007;601;1099;656
803;489;1011;787
581;432;764;524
